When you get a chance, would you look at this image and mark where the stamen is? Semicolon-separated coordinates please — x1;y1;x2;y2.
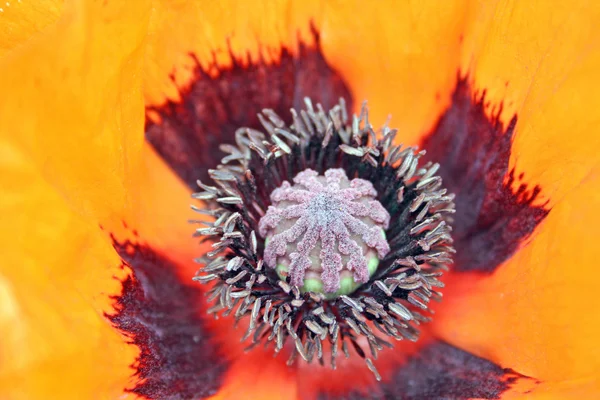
192;98;455;379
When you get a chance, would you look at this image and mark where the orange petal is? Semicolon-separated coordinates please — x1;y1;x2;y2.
144;1;324;106
112;142;198;277
0;143;137;398
502;378;600;399
432;164;600;382
320;0;468;144
207;350;298;400
430;0;600;384
0;0;153;397
461;1;600;206
0;0;62;56
0;0;150;227
145;1;469;144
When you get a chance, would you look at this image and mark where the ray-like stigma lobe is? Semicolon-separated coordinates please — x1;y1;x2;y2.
107;239;226;399
422;77;549;273
146;28;352;188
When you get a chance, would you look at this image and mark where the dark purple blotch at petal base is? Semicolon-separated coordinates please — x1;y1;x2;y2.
422;77;549;273
107;239;227;399
320;341;526;400
138;22;548;398
146;27;353;188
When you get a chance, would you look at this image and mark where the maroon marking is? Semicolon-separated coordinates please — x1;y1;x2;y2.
146;27;354;188
422;77;549;273
319;341;527;400
107;239;226;399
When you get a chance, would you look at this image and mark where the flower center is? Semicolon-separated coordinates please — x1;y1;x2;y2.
259;168;390;296
192;98;455;380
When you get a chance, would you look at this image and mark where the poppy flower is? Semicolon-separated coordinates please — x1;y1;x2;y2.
1;0;600;399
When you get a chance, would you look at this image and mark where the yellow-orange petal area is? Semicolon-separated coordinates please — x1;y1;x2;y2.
0;0;151;228
432;163;600;383
460;0;600;207
0;142;138;399
320;0;468;145
144;1;324;107
502;378;600;399
0;0;63;56
145;1;469;146
109;142;199;279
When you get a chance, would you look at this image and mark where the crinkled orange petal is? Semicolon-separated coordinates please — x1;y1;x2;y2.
0;143;137;398
320;1;468;144
145;0;469;144
0;0;62;56
460;0;600;206
503;378;600;399
432;164;600;382
0;0;154;397
429;0;600;384
144;1;323;106
126;142;199;277
207;350;298;400
0;0;150;228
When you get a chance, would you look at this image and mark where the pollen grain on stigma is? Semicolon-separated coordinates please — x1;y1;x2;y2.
192;99;455;380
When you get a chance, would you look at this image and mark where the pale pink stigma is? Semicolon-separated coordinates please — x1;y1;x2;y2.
258;168;391;293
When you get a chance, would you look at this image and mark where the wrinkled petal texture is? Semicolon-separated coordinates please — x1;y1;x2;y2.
434;165;600;382
0;143;137;397
144;0;469;146
0;0;149;225
433;0;600;384
1;0;600;399
0;0;152;398
0;0;63;56
461;1;600;204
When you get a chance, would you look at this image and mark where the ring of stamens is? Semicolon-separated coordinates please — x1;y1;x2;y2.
192;99;455;380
